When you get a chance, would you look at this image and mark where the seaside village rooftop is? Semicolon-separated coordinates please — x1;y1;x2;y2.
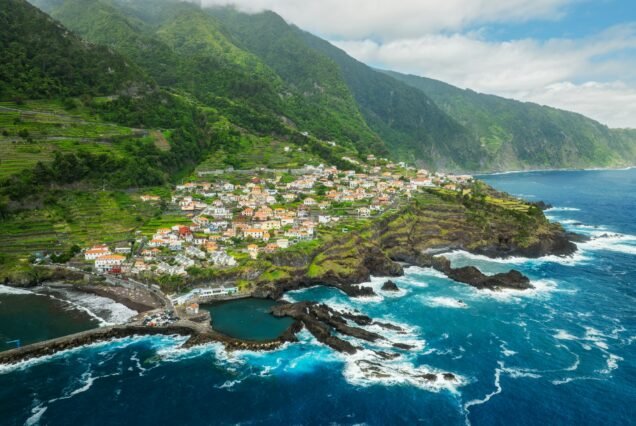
80;160;473;304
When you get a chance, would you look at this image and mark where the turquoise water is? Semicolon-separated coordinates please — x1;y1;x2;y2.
0;288;99;352
205;298;294;341
0;168;635;425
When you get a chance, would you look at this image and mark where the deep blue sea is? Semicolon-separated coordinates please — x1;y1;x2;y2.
1;169;635;425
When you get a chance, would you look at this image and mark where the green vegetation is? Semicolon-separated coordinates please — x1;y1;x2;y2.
0;191;159;278
383;70;636;170
0;0;147;100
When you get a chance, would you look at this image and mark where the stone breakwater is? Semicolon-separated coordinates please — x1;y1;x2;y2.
0;316;299;366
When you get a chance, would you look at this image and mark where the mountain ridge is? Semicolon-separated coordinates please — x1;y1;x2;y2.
17;0;636;172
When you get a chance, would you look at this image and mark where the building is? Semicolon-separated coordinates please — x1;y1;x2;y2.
95;255;125;273
84;245;111;260
357;207;371;217
247;244;259;259
244;229;270;241
185;303;199;315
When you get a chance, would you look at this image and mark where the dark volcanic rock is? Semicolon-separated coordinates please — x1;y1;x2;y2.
374;321;404;332
531;201;553;210
447;266;532;290
381;280;399;291
392;343;414;350
271;302;386;353
475;230;577;258
390;251;533;291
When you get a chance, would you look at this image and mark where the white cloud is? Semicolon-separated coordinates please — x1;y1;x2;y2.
202;0;572;39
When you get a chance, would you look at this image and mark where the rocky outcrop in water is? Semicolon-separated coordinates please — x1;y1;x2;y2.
390;251;533;291
270;302;405;354
381;280;399;291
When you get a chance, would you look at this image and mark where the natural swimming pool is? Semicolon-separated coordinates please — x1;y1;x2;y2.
204;298;294;342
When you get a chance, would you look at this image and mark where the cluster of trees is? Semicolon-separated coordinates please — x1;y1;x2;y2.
0;0;147;100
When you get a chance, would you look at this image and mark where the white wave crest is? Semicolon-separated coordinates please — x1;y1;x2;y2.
0;284;34;295
546;207;581;212
443;250;587;267
422;296;468;309
342;349;465;393
577;232;636;256
44;288;137;326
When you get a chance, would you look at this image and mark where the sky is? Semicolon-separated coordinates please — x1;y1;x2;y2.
201;0;636;128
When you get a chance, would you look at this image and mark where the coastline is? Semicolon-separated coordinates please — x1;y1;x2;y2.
474;165;636;177
0;186;584;365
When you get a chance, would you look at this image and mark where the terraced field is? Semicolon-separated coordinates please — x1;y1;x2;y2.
196;134;319;171
139;215;193;236
0;191;160;276
0;101;148;179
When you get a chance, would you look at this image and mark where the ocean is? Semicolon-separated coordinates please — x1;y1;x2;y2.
1;168;635;425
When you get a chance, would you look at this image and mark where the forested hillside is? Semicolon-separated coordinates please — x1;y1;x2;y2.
14;0;636;173
0;0;147;100
383;71;636;170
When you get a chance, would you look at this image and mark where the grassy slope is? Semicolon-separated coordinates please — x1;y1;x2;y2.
383;70;636;170
0;100;143;178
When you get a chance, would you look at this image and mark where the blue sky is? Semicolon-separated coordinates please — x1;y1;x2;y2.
484;0;634;40
204;0;636;127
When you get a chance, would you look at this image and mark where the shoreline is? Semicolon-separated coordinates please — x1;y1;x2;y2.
0;185;585;364
475;165;635;177
0;244;572;365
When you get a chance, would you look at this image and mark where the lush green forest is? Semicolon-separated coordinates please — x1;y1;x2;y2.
0;0;148;100
27;0;636;171
383;70;636;170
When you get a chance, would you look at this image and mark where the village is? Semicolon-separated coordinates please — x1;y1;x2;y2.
81;156;473;305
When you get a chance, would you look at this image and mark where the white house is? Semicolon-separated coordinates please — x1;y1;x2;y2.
84;245;111;260
357;207;371;217
95;255;125;272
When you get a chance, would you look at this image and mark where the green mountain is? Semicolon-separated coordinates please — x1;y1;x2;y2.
383;70;636;170
205;7;386;156
34;0;383;154
17;0;636;171
209;7;479;169
294;28;482;170
0;0;147;100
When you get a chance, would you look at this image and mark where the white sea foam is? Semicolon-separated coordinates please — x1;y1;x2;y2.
464;363;504;417
502;367;541;379
25;405;47;426
422;296;468;309
404;265;448;279
599;354;623;374
468;279;558;302
577;232;636;256
0;335;163;374
551;376;604;385
44;288;137;325
341;349;465;393
0;284;33;295
25;369;121;425
554;330;578;341
545;207;581;212
443;249;586;267
499;342;517;357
